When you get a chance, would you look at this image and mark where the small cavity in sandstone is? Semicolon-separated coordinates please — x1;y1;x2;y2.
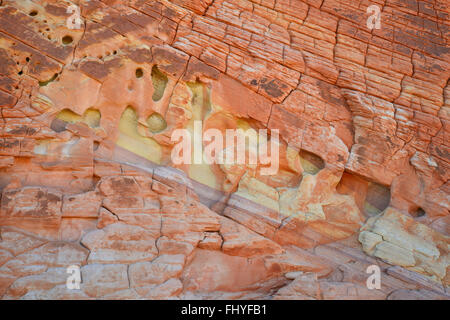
364;182;391;216
187;81;211;120
117;106;162;163
410;207;426;218
39;73;58;86
84;108;101;128
151;65;168;102
55;108;82;124
62;35;73;45
299;150;324;174
53;108;101;128
135;68;143;78
147;112;167;133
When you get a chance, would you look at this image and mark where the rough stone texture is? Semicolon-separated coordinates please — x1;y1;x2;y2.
359;207;449;284
0;0;448;299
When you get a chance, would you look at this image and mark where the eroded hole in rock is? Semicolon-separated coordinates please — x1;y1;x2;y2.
147;112;167;133
50;109;80;132
93;141;100;151
187;81;211;120
92;175;101;187
52;108;101;129
62;35;73;45
39;73;58;86
364;182;391;216
83;108;101;128
410;207;426;218
299;150;324;174
151;65;168;102
337;172;391;216
29;10;37;16
117;106;162;163
135;68;143;78
188;82;203;109
55;108;82;124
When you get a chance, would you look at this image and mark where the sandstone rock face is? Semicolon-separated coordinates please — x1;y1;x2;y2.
0;0;448;299
359;208;449;284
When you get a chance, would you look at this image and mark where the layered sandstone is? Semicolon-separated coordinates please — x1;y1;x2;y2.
0;0;448;299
